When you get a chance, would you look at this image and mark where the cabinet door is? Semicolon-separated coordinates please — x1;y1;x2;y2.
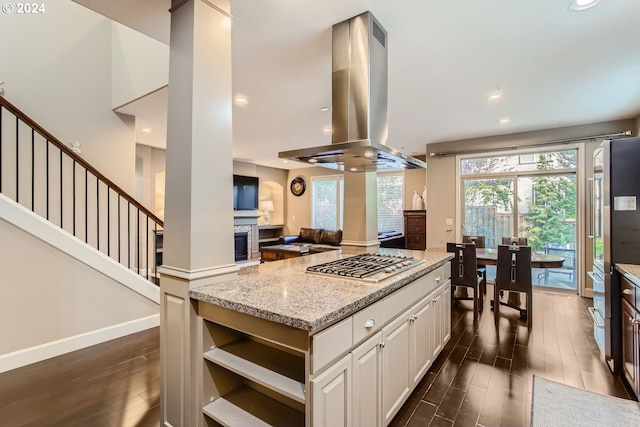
431;288;443;359
382;313;411;425
442;281;452;346
312;353;352;427
622;299;638;397
410;296;432;386
352;332;383;427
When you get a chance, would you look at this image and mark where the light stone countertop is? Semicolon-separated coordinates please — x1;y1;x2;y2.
189;248;453;332
616;263;640;287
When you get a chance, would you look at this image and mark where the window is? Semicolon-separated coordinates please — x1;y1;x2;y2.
312;175;343;230
377;172;404;232
311;173;404;233
460;149;578;290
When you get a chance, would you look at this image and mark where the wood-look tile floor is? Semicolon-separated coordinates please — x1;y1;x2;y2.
0;288;632;427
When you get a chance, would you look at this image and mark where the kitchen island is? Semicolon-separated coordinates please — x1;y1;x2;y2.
185;248;453;427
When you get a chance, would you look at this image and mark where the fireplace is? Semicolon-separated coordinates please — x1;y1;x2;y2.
234;232;249;262
234;212;259;261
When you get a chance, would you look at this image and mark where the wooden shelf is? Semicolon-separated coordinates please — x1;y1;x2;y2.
202;385;304;427
258;225;284;248
204;338;305;404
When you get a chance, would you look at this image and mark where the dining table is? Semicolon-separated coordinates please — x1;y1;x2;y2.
459;247;565;318
475;248;565;269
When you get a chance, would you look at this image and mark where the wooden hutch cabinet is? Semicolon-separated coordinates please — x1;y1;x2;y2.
404;210;426;250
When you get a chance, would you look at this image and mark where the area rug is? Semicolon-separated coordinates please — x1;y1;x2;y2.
531;376;640;427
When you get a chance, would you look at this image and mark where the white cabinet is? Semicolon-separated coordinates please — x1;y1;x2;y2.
198;261;452;427
352;332;383;427
442;280;451;346
382;312;412;425
312;353;352;427
431;287;443;359
410;295;432;385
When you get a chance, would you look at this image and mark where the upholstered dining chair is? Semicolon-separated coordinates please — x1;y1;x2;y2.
447;242;486;320
494;244;533;326
501;236;528;246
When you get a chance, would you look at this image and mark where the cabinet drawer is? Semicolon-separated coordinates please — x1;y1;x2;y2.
312;316;353;374
386;274;431;320
432;263;451;285
622;276;638;309
352;299;386;345
407;217;425;227
406;234;425;243
406;241;425;250
406;223;426;234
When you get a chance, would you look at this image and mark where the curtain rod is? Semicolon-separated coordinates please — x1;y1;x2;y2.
428;130;633;158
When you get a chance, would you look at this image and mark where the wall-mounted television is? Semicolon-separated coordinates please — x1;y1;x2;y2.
233;175;259;210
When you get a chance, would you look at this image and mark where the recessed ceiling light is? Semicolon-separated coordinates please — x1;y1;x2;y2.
322;126;332;134
350;167;358;172
308;159;318;163
233;96;248;105
487;91;502;101
282;160;288;164
569;0;600;11
320;107;330;112
141;128;152;133
499;117;511;124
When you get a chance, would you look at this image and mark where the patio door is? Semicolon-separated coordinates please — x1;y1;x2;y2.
461;150;578;291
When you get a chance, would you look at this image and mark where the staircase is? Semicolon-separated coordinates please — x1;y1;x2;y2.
0;96;164;283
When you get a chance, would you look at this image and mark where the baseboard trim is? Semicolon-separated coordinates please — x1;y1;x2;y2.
0;314;160;374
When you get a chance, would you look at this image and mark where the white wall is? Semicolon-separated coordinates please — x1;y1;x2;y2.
0;197;159;372
0;0;136;194
111;22;169;109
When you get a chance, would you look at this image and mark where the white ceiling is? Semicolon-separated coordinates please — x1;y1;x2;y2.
76;0;640;170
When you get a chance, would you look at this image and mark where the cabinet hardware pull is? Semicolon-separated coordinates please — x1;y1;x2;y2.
378;342;385;349
364;319;375;329
623;289;633;295
435;276;441;282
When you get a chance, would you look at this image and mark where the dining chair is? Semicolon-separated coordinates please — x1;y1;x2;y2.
462;235;487;292
462;235;485;248
494;244;533;326
501;236;528;246
447;242;486;320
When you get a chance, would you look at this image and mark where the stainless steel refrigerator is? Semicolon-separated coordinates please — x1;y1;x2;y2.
590;137;640;373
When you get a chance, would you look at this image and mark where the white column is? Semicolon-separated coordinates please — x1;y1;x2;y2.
341;171;380;253
159;1;235;426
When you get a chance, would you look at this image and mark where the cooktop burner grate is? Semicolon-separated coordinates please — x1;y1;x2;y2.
306;253;423;282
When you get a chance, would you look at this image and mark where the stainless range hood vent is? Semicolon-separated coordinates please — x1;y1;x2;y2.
279;11;426;172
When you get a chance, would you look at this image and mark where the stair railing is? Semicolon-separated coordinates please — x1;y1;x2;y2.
0;96;164;283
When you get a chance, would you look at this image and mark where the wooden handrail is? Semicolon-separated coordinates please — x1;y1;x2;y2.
0;96;164;227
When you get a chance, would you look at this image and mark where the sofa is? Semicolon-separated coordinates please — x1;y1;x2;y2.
280;227;405;252
279;227;342;253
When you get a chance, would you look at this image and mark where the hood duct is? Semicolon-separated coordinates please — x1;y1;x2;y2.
278;11;426;172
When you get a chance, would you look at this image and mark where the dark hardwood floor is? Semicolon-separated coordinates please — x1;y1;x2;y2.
0;287;631;427
0;328;160;427
389;287;632;427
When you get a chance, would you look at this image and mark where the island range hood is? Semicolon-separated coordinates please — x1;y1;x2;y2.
278;12;426;172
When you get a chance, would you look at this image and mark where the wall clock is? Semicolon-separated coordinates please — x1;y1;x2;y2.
290;176;306;196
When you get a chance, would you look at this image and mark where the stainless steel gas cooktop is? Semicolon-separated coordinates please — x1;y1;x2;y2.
306;253;424;283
